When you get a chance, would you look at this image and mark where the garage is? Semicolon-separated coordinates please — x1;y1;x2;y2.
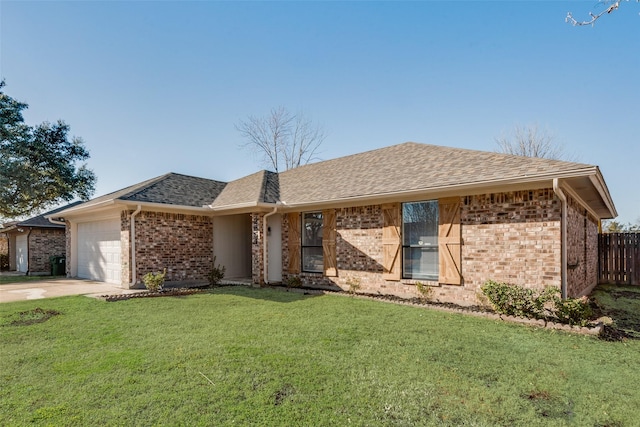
16;234;28;273
77;218;122;284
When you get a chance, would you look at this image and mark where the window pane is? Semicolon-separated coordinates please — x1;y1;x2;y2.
302;247;323;273
403;247;438;280
302;212;323;246
402;201;438;280
402;201;438;247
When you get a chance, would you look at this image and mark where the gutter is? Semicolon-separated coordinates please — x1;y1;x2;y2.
130;205;142;287
47;217;66;226
553;179;568;299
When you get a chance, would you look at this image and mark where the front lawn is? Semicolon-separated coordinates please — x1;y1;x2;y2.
1;286;638;426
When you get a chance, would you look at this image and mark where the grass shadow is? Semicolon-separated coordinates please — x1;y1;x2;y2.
204;284;323;304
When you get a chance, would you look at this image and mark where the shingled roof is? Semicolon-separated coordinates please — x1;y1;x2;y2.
276;142;596;205
210;170;279;209
55;143;616;219
56;173;227;216
1;201;83;230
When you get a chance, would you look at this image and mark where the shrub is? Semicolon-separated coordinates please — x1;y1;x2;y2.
481;280;593;326
415;281;434;303
480;280;551;319
346;276;361;295
142;269;166;292
286;275;302;288
208;256;226;286
553;296;592;326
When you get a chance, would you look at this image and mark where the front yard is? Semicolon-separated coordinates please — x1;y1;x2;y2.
1;286;639;426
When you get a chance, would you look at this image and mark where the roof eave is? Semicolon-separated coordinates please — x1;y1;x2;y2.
279;168;602;211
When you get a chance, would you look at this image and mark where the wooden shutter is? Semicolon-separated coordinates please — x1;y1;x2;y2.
382;203;401;280
438;197;462;285
323;209;337;277
288;213;301;274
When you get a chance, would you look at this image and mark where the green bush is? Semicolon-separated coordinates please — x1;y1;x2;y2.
480;280;553;320
208;256;226;286
553;296;592;326
142;269;166;292
480;280;591;326
415;281;434;303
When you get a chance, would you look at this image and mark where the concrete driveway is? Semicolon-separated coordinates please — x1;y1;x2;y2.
0;278;143;303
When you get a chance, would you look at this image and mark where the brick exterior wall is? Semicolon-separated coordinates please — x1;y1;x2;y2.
252;213;265;285
566;195;599;297
0;234;8;255
277;189;570;306
26;228;67;274
127;210;213;284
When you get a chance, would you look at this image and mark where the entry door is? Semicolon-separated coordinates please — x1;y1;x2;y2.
267;214;282;283
16;234;28;273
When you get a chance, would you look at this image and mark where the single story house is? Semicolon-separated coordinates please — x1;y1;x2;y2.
53;142;616;305
1;202;81;275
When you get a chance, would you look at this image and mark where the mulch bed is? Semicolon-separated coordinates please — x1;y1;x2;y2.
100;287;202;302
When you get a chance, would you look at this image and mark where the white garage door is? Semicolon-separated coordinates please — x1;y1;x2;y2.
16;234;28;273
77;219;122;284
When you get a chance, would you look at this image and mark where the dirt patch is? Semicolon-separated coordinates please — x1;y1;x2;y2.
4;307;61;326
609;290;640;300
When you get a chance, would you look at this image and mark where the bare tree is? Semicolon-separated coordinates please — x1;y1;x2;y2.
566;0;637;26
495;124;575;161
236;107;326;172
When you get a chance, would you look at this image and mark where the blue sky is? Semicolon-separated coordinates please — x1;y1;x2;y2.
1;1;638;223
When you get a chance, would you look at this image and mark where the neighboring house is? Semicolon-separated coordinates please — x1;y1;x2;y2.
1;202;81;275
54;143;617;305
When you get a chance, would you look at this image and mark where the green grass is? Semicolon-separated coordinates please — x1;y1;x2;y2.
0;275;64;285
591;284;640;339
1;286;639;426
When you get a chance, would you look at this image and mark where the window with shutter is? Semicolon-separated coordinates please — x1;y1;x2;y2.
438;197;462;285
288;213;301;274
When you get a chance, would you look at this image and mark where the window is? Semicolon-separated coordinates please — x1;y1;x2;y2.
402;201;438;280
302;212;323;273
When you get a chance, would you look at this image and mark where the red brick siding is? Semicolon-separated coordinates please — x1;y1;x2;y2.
251;213;265;285
131;211;213;283
27;228;66;274
277;189;567;306
566;195;599;297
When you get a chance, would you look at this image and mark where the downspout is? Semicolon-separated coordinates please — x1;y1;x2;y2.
130;205;142;287
263;205;279;285
553;179;568;299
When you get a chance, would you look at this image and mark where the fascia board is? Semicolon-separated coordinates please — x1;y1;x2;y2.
45;200;117;218
589;169;618;218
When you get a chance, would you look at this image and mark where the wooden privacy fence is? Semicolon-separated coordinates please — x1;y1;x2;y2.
598;233;640;285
